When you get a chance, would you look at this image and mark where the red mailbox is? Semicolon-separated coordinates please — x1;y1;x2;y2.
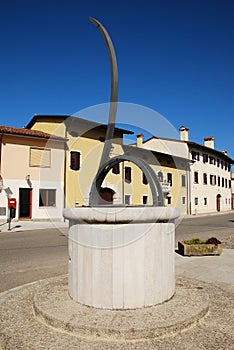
8;198;17;209
8;198;17;219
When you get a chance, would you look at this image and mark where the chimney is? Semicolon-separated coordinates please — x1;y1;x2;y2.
204;136;214;149
222;150;227;155
136;133;144;147
179;126;189;141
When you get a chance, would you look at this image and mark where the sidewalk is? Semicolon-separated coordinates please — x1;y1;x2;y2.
175;249;234;294
0;219;68;233
183;209;234;219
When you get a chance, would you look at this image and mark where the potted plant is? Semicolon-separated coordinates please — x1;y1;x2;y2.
178;237;222;256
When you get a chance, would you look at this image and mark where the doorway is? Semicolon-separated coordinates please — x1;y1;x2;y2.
98;187;115;205
216;194;221;212
19;188;32;219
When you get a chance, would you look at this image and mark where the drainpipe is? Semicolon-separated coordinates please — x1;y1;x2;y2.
0;134;3;193
0;134;2;176
63;127;67;218
122;161;124;205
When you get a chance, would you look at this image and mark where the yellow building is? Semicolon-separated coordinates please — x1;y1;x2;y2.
26;115;133;207
26;115;189;214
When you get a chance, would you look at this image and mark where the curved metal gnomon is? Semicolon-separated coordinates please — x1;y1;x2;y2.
88;17;164;206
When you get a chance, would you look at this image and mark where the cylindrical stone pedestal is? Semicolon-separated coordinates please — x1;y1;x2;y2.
63;206;180;310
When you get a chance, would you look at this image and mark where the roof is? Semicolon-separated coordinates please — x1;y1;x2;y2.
144;136;234;164
187;141;234;164
26;115;134;135
123;144;190;166
0;126;66;141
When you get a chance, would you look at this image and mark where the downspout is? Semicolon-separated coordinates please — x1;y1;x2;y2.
63;127;67;218
0;134;2;176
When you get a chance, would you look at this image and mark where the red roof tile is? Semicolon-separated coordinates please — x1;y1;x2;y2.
0;126;66;141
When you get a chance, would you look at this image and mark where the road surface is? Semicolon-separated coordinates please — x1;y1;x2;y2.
0;212;233;292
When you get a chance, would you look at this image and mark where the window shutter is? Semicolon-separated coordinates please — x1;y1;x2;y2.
112;163;120;174
142;172;148;185
125;167;131;183
30;148;51;167
70;151;80;171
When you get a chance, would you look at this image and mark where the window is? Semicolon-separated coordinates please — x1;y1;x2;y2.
222;177;224;187
124;195;131;205
209;156;216;165
194;171;199;184
221;161;224;169
203;154;208;163
217;159;220;167
167;196;172;205
218;176;220;186
182;196;186;205
70;151;81;171
225;178;228;188
157;171;163;182
167;173;172;186
203;173;207;185
229;180;231;188
39;189;56;207
210;175;216;186
142;172;148;185
181;175;186;187
195;197;198;205
124;166;132;183
204;198;208;205
112;163;120;174
192;151;200;161
30;148;51;168
142;195;148;205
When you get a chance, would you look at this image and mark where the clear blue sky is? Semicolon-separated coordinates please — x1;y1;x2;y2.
0;0;233;161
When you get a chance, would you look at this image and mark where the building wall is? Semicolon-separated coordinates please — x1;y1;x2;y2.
189;147;232;214
29;118;189;212
0;135;65;222
30;118;126;207
144;137;233;215
231;173;234;210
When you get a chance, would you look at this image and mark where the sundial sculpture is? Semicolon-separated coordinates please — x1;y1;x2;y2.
88;17;164;207
64;18;179;310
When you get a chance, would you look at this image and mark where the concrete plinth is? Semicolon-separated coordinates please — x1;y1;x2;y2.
1;275;234;349
63;206;180;309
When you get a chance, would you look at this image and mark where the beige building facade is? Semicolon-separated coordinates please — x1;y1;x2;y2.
143;127;234;215
0;126;66;222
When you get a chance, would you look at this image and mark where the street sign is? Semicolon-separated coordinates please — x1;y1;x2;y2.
161;182;170;193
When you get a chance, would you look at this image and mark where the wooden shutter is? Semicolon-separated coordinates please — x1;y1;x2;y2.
125;166;131;183
30;148;51;167
70;151;80;171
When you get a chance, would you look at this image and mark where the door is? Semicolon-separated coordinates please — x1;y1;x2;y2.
216;194;221;212
98;188;114;205
19;188;32;219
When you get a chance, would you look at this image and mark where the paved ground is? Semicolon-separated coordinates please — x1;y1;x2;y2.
0;212;234;349
0;227;68;292
175;211;234;248
0;212;234;293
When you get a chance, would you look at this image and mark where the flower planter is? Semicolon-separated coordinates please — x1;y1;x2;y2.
178;240;223;256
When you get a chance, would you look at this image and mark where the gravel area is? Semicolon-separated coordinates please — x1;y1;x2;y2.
0;275;234;350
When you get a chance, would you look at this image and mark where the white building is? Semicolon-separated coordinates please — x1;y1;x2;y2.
0;126;66;222
231;173;234;210
143;126;233;215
